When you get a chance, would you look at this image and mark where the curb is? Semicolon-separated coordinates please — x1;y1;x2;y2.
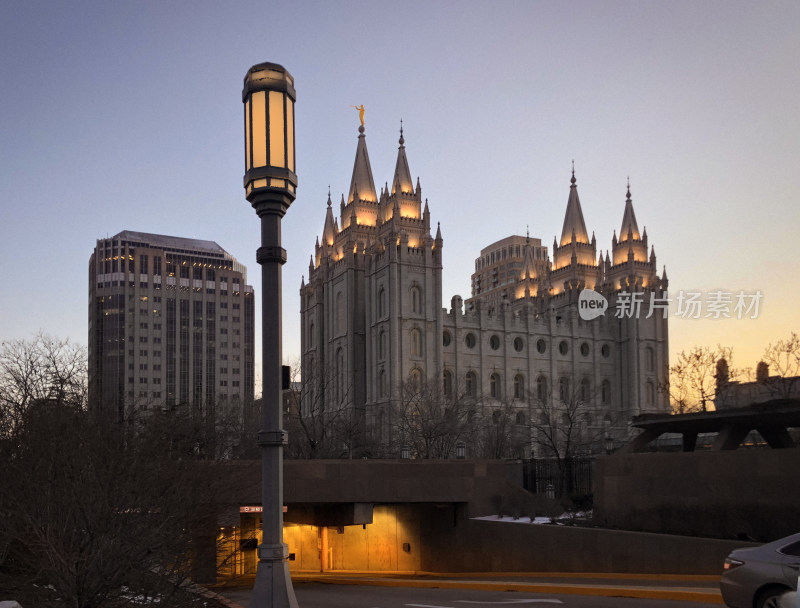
292;570;720;582
289;574;725;605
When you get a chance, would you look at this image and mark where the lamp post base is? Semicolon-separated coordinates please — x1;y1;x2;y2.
249;545;298;608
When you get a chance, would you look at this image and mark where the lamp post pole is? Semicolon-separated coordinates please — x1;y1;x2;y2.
242;62;299;608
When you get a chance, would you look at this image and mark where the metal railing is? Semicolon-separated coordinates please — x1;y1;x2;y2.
522;456;594;497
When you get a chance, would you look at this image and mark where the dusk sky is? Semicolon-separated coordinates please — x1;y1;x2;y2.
2;1;798;377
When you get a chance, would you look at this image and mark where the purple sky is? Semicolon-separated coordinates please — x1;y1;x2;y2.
1;0;798;376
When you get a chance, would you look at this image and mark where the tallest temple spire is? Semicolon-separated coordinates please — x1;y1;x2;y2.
347;123;377;204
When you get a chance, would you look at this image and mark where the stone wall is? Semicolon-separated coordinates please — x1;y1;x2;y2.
420;515;750;574
593;449;800;541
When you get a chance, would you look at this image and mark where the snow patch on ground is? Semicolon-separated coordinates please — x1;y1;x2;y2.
473;512;592;525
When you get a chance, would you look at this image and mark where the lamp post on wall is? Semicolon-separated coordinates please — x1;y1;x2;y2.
242;62;299;608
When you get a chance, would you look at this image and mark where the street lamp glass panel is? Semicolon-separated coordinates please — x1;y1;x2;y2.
251;91;267;168
286;97;294;172
245;97;251;170
268;90;285;168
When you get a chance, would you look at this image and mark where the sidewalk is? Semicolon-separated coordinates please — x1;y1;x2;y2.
210;571;724;606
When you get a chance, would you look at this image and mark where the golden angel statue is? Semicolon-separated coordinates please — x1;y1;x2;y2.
351;104;365;127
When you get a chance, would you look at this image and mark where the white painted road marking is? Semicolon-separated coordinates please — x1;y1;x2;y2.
405;600;564;607
455;600;564;605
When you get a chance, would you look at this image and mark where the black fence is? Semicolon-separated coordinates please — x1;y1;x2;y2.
522;456;594;498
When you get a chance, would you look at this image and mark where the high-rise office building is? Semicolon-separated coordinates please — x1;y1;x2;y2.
89;231;254;428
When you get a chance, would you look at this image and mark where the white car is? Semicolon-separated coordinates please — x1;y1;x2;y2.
720;532;800;608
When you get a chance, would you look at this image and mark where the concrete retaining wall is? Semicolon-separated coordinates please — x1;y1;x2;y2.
420;515;753;574
593;449;800;541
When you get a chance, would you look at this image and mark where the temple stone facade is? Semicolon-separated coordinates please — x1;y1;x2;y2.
300;124;669;456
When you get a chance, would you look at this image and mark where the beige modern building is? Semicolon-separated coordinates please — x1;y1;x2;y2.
300;125;670;456
470;235;548;311
88;231;255;431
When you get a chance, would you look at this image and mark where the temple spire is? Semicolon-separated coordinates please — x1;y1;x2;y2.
559;163;590;246
347;124;377;204
391;120;414;195
619;178;641;241
322;192;336;245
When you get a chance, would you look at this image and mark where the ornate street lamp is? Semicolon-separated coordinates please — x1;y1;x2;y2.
604;435;614;455
456;441;466;459
242;62;298;608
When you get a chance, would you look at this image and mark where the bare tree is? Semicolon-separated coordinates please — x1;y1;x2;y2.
531;384;600;460
391;374;475;459
0;402;230;608
662;345;736;413
0;334;238;605
0;333;87;436
530;381;603;496
209;397;244;459
760;331;800;398
283;359;366;458
474;399;528;459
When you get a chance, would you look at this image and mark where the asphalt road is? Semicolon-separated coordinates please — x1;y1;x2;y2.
218;582;721;608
